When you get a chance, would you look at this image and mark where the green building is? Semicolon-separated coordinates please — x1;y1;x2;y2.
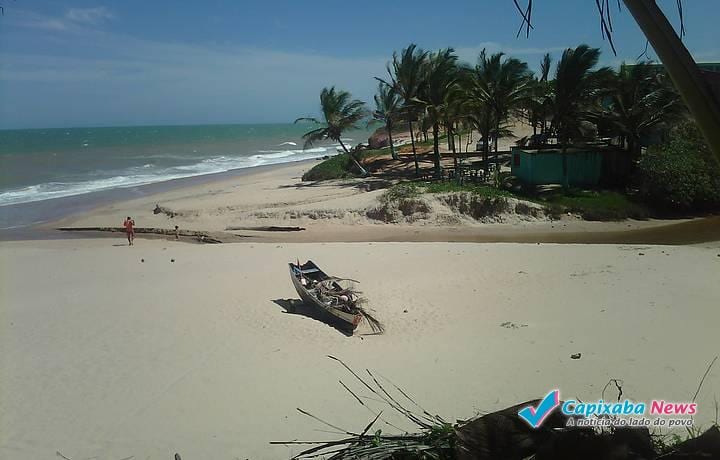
510;147;603;187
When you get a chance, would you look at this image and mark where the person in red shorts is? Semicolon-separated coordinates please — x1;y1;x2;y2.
123;216;135;246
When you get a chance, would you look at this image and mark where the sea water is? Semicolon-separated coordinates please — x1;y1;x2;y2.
0;123;371;208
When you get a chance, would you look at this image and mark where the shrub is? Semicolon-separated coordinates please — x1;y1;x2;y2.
397;198;431;216
637;122;720;211
367;183;430;222
302;154;357;181
379;183;421;204
548;190;649;221
439;193;510;219
424;182;512;198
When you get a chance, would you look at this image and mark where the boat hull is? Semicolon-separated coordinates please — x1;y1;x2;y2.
288;263;361;333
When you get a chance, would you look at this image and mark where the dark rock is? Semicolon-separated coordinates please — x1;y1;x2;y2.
368;128;390;149
571;353;582;359
455;399;570;460
662;425;720;459
535;427;654;460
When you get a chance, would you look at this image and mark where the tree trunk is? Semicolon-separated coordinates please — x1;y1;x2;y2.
338;139;367;176
483;116;491;179
451;125;458;167
432;122;441;178
494;119;501;173
623;0;720;164
387;122;397;160
409;120;419;177
628;136;642;160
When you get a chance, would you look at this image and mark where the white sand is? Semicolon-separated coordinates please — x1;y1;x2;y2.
1;239;719;459
51;159;682;244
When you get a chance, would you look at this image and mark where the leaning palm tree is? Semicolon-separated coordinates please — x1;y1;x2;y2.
419;48;459;176
377;44;429;176
595;62;684;158
295;86;369;175
371;82;401;160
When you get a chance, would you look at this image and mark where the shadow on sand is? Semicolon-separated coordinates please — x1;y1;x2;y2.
271;298;352;337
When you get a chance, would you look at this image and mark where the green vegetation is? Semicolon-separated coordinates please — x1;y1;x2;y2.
535;189;650;221
370;82;401;160
301;147;393;182
637;122;720;212
378;181;648;221
377;44;428;176
595;62;684;157
301;154;358;181
424;181;511;198
297;42;720;218
295;86;369;176
378;182;420;203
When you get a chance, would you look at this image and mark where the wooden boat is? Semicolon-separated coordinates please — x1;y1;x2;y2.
288;260;363;332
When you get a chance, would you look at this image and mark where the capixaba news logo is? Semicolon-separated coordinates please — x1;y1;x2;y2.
518;389;697;428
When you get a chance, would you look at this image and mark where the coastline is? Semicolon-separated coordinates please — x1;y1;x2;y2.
8;152;717;246
3;142;719;460
0;158;322;240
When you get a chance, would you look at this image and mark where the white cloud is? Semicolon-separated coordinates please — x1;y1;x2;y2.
455;41;569;65
0;32;388;126
9;7;113;33
24;18;69;31
65;7;114;25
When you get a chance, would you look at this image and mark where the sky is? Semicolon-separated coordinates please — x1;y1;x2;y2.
1;0;719;129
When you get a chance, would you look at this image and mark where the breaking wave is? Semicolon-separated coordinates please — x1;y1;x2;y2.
0;146;335;207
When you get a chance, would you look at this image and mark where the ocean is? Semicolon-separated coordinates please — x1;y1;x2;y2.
0;123;372;209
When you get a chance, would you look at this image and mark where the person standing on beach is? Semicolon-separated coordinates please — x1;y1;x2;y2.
124;216;135;246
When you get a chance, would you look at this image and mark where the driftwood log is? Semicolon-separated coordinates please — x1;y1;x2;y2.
153;204;181;218
225;225;305;232
57;227;223;243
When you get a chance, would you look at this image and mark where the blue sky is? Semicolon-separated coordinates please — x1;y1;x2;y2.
1;0;719;129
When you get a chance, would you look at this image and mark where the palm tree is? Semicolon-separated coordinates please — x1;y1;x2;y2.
295;86;369;176
457;50;532;174
540;53;552;83
526;54;553;136
419;48;459;176
596;62;684;158
377;44;429;176
371;82;401;160
551;45;612;148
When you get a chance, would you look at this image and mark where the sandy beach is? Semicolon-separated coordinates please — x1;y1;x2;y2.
43;158;720;245
4;1;720;457
0;142;718;459
1;238;719;459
